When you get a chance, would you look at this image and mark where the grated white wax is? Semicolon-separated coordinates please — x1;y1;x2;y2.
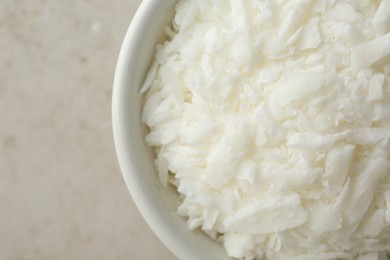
141;0;390;259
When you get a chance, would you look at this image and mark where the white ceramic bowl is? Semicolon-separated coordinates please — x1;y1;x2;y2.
112;1;229;259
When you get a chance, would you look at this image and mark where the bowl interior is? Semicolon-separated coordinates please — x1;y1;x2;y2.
112;0;229;259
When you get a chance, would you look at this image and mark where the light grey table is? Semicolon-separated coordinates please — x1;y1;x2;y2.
0;0;176;259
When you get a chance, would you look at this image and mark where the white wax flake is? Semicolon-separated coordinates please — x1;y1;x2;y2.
254;103;284;142
341;157;388;234
141;0;390;259
311;0;327;13
346;127;390;145
362;209;385;237
307;202;342;234
188;217;203;230
323;3;361;21
297;17;321;51
236;159;257;184
202;208;219;230
269;72;324;106
253;1;274;25
278;9;305;40
305;53;323;65
224;233;255;259
351;32;390;70
204;27;218;53
155;154;169;186
175;0;199;32
324;144;355;187
256;67;282;84
228;0;249;30
145;119;181;145
262;36;286;56
203;117;255;189
368;73;385;102
255;124;267;147
140;60;159;94
372;1;390;35
224;194;307;234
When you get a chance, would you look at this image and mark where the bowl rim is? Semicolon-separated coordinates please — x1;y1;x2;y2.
113;1;230;259
112;1;197;259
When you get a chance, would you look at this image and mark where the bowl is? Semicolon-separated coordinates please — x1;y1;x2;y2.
112;0;229;259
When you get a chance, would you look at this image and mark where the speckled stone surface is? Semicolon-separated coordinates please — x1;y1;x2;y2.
0;1;176;259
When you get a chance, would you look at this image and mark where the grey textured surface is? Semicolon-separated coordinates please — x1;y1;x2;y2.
0;0;176;259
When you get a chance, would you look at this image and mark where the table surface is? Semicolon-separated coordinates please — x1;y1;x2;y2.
0;0;177;259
